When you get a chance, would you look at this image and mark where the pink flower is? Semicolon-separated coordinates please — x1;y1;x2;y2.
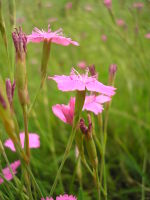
116;19;125;27
77;61;87;69
101;34;107;42
104;0;112;9
4;132;40;152
49;68;116;96
41;198;53;200
52;97;75;125
0;160;20;184
83;95;111;115
65;2;72;10
52;95;111;124
27;25;79;46
145;33;150;39
84;4;93;12
56;194;77;200
133;2;144;9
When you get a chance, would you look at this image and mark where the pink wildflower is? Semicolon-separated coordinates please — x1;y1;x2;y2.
27;25;79;46
65;2;73;10
49;68;116;96
116;19;125;27
77;61;87;69
145;33;150;39
101;34;107;42
84;4;93;12
52;97;75;125
52;94;111;124
56;194;77;200
0;160;20;184
4;132;40;152
104;0;112;9
41;198;53;200
133;2;144;9
83;95;111;115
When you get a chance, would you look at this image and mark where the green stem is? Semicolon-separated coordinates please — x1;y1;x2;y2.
95;169;100;200
50;126;76;196
50;90;86;196
28;41;51;116
142;154;147;200
22;105;30;160
28;84;42;116
82;158;94;177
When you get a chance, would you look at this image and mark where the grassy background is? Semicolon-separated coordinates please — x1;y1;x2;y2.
0;0;150;199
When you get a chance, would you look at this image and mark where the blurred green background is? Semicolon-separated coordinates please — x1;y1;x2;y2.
0;0;150;199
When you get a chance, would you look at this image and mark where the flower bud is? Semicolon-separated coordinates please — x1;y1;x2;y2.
6;79;15;107
12;27;29;106
75;129;84;160
108;64;117;85
88;65;98;80
104;0;112;9
80;114;98;169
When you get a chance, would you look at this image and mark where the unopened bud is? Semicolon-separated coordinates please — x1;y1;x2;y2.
88;65;98;79
12;27;29;106
80;118;88;135
104;0;112;9
12;27;27;60
108;64;117;85
6;79;15;106
80;115;98;169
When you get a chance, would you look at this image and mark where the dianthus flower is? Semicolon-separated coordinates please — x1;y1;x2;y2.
133;2;144;9
27;25;79;46
52;94;111;124
145;33;150;39
49;68;116;96
116;19;125;27
41;198;53;200
101;34;107;42
4;132;40;152
104;0;112;9
56;194;77;200
0;160;20;184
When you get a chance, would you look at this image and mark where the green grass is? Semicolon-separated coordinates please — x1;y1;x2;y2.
0;0;150;199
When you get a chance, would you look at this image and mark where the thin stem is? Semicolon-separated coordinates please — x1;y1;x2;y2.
95;169;100;200
28;40;51;116
28;84;42;116
22;105;30;160
50;126;76;196
50;90;86;196
142;154;147;200
82;158;94;177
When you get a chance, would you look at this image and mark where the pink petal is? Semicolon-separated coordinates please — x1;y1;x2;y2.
27;26;79;46
52;36;79;46
4;133;40;152
49;75;85;91
56;194;77;200
41;198;53;200
52;104;68;124
0;160;20;184
83;96;104;115
86;80;116;96
96;95;111;103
